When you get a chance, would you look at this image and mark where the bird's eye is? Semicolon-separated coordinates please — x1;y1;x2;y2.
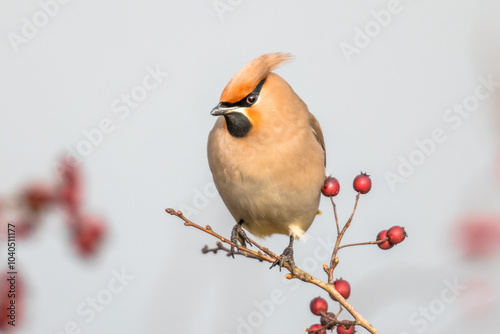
246;93;257;105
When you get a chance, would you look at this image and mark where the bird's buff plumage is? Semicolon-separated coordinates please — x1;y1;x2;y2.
207;53;326;240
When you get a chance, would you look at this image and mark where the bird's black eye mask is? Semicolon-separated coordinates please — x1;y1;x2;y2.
220;78;266;109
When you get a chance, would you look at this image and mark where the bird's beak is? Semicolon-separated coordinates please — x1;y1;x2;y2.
210;103;238;116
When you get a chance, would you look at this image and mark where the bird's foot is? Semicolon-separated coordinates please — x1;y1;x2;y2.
230;220;253;257
270;235;295;273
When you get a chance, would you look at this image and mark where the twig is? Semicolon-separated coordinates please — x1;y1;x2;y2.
202;242;265;261
307;309;356;333
328;193;361;283
165;207;381;334
244;235;280;260
331;196;340;235
165;209;275;263
335;304;344;319
339;238;387;250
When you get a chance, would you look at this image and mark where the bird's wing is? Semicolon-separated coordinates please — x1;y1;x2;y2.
308;112;326;166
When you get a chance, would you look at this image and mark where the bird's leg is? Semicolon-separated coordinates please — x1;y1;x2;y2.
270;234;295;273
230;219;253;257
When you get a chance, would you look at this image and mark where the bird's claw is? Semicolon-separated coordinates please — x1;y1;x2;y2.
270;243;295;273
230;220;253;258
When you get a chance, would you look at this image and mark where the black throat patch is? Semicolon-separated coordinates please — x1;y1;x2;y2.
220;78;266;138
224;113;252;138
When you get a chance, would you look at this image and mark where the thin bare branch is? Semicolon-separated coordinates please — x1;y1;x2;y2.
331;196;340;235
328;193;361;283
339;238;387;250
202;242;266;261
165;208;275;263
165;207;381;334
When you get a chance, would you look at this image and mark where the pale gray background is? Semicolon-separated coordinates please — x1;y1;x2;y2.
1;1;499;333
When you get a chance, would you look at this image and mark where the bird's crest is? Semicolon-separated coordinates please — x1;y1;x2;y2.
220;53;293;103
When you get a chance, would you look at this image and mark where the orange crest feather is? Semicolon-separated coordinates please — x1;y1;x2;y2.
220;53;293;103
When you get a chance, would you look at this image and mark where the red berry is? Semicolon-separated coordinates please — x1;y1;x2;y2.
320;312;336;329
337;323;355;334
387;226;407;244
331;279;351;301
59;158;83;215
377;230;394;250
322;177;340;197
61;186;82;215
353;172;371;194
308;324;326;334
455;215;500;258
310;296;328;315
12;218;39;239
73;215;106;257
23;182;56;211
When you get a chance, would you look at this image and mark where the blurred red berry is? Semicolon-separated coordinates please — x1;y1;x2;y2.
60;157;81;185
310;296;328;315
331;279;351;301
387;226;407;244
455;214;500;259
320;312;336;329
308;324;326;334
322;177;340;197
73;215;106;257
22;182;56;211
12;218;39;240
0;274;24;329
377;230;393;250
353;172;371;194
59;159;83;215
337;323;355;334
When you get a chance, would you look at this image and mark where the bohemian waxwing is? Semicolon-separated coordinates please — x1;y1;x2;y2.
207;53;326;270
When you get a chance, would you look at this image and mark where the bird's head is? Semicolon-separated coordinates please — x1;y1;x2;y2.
211;53;305;139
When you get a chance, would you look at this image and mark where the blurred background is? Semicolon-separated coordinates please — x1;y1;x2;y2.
1;0;499;333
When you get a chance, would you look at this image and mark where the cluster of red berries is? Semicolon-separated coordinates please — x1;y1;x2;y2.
308;295;355;333
321;173;407;250
376;226;407;250
1;158;106;257
0;159;107;329
315;171;408;332
321;172;372;197
58;159;106;256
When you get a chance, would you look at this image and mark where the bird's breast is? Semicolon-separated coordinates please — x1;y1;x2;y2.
208;123;325;238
